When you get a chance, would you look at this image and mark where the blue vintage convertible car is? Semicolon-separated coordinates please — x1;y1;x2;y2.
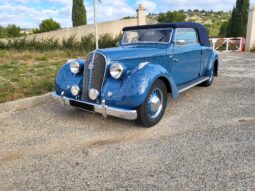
52;22;218;127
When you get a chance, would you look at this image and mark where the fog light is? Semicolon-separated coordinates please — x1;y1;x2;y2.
89;88;99;100
71;85;80;96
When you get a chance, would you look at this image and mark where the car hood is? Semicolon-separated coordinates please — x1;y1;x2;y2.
97;45;167;61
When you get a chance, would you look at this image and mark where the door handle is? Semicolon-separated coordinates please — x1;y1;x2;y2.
173;58;179;62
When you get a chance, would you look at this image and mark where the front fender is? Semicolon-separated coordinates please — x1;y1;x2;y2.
102;63;179;109
54;60;84;98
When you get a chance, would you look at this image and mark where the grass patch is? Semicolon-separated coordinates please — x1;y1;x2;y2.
35;55;48;61
0;50;85;103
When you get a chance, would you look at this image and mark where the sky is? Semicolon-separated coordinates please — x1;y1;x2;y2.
0;0;254;29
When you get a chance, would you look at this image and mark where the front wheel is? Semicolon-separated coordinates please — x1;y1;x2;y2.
137;79;167;127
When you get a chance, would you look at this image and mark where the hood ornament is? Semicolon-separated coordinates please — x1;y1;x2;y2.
88;62;94;70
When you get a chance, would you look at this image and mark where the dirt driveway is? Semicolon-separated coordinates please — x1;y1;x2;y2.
1;53;255;191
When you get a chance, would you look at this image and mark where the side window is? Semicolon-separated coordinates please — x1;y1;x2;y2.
175;28;199;45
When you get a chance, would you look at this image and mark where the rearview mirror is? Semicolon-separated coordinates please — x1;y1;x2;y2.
174;40;186;45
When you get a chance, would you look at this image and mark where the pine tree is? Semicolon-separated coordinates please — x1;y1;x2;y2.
72;0;87;27
227;0;249;37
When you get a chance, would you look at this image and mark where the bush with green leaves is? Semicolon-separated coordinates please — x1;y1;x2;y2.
5;24;21;38
33;18;61;34
0;33;121;52
158;11;186;23
0;26;7;38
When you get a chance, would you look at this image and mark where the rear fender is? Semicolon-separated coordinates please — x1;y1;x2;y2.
206;51;218;76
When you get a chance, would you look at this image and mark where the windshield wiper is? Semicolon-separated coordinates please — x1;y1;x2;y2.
158;34;169;42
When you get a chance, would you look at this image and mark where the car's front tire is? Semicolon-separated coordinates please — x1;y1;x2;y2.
137;79;167;127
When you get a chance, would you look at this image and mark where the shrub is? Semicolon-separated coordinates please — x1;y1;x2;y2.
5;24;21;38
99;33;120;48
62;36;77;50
158;11;186;23
80;33;95;52
33;18;61;34
0;33;120;52
0;26;7;38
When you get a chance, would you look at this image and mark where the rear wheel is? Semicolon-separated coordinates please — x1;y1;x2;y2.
137;79;167;127
201;67;214;87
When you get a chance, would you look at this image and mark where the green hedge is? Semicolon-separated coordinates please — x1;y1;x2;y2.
0;33;121;52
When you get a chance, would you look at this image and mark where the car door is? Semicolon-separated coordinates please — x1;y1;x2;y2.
169;28;202;85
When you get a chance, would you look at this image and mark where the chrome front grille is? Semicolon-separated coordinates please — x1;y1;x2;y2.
82;52;106;101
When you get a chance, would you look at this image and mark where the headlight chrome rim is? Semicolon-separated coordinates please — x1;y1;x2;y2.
70;85;80;96
70;61;80;75
110;63;124;79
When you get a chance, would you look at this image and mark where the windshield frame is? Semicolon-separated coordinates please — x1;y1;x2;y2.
121;28;173;45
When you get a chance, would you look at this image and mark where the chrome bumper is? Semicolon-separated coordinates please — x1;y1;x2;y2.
51;92;137;120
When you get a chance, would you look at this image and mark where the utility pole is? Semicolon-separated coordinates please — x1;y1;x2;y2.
93;0;99;49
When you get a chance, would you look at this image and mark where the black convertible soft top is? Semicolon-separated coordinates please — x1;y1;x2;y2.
123;22;210;47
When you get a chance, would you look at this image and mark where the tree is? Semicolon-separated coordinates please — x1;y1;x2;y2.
5;24;21;38
122;16;135;20
158;11;186;23
34;18;61;34
219;21;229;37
227;0;249;37
72;0;87;27
0;26;7;38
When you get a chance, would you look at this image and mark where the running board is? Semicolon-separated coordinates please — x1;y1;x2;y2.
178;77;210;93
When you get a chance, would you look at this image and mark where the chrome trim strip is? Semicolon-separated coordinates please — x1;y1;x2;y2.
95;51;109;92
178;77;209;93
88;51;96;92
51;92;137;120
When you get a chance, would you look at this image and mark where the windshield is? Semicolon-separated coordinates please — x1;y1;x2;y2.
122;28;172;44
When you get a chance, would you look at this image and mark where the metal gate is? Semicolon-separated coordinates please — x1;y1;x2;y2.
209;37;245;52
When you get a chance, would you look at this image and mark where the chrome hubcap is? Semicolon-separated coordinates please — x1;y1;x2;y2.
147;88;163;119
209;70;214;81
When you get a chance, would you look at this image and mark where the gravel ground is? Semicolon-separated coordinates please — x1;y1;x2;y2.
0;52;255;191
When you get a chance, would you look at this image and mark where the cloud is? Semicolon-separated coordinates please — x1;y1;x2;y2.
158;0;254;12
0;3;71;28
86;0;136;23
0;0;255;28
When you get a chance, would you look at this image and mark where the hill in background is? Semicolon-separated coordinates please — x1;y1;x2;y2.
147;10;231;37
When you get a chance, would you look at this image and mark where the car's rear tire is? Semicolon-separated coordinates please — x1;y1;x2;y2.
201;67;214;87
137;79;167;127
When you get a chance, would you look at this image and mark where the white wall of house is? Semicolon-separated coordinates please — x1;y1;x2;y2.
246;5;255;51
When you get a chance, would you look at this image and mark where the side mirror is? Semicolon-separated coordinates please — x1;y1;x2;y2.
174;40;186;46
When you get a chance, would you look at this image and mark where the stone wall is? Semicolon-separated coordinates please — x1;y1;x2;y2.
1;18;138;43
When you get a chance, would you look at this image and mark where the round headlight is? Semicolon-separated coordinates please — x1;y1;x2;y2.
70;61;80;75
110;63;124;79
70;85;80;96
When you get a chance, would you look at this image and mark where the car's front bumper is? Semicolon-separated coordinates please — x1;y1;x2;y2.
51;92;137;120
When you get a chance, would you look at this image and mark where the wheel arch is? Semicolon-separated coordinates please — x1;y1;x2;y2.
158;76;171;93
155;75;179;101
214;59;218;76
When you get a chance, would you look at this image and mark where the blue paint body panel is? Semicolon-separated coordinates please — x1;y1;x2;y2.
54;26;218;110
